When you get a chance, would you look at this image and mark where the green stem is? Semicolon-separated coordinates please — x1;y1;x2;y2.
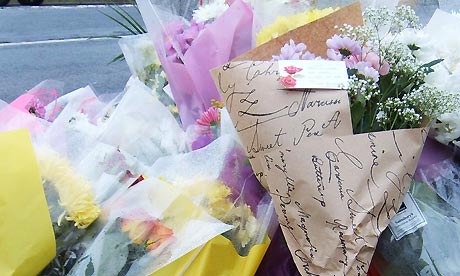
390;113;399;130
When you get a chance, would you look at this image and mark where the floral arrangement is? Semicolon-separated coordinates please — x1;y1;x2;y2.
274;5;460;133
400;9;460;146
5;1;460;276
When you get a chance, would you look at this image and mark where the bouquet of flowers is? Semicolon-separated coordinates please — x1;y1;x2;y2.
4;1;460;275
212;2;459;275
0;77;235;275
136;0;253;128
66;178;232;276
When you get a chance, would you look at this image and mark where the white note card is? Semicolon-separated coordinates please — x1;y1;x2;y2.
278;60;349;90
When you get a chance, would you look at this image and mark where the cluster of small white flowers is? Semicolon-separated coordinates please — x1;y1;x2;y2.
192;0;228;23
376;97;422;129
363;6;419;34
338;24;374;45
404;84;460;120
391;5;421;32
380;41;427;86
347;74;379;101
363;7;392;30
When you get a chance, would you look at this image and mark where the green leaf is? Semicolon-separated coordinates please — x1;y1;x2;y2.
99;9;138;35
422;58;444;69
347;68;358;76
351;102;365;132
97;230;130;275
421;58;444;74
109;53;125;64
115;5;146;34
408;43;420;51
84;258;94;276
108;5;146;35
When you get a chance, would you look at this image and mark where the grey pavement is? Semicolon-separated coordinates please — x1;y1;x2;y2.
0;5;142;102
0;38;131;102
0;5;143;43
0;1;200;102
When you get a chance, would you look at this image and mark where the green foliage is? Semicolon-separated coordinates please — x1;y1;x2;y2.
102;2;147;63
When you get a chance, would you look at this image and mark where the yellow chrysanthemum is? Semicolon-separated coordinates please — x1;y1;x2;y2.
36;147;100;229
176;179;259;249
256;7;338;46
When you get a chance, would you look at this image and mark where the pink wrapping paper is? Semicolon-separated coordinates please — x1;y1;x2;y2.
141;0;253;128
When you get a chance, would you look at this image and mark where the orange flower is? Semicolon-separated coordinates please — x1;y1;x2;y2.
121;212;173;251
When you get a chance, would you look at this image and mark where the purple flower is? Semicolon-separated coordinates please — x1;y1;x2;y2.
272;39;307;60
301;51;319;60
182;20;205;44
219;146;266;213
326;34;361;60
163;20;207;63
273;39;319;61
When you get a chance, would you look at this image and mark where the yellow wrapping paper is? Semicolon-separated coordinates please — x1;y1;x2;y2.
152;235;269;276
0;129;55;276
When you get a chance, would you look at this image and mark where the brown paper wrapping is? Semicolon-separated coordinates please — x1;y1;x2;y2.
211;61;353;187
234;2;363;61
263;128;427;275
210;3;425;275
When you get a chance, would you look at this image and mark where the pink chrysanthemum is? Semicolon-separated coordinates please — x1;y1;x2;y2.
326;34;361;60
197;106;220;127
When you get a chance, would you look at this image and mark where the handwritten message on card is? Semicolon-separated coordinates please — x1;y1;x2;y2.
263;128;426;276
211;61;353;186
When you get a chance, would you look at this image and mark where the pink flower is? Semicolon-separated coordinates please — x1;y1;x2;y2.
26;97;46;119
348;49;390;76
284;66;303;75
354;61;380;82
362;50;390;75
326;35;361;60
280;75;297;88
197;106;220;127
